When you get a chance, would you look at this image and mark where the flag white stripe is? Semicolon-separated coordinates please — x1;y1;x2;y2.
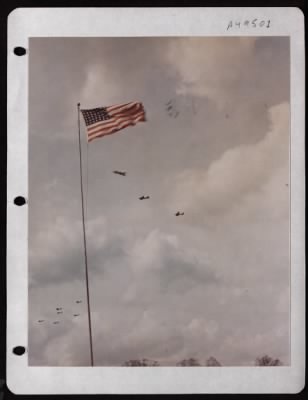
86;103;142;131
88;114;145;142
88;110;145;138
107;101;139;113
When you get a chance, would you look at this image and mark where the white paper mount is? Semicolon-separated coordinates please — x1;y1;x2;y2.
7;7;305;394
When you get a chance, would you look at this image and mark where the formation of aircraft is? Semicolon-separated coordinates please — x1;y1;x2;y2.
165;99;179;118
36;299;85;326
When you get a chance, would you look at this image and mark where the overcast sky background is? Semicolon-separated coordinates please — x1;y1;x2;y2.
29;37;290;366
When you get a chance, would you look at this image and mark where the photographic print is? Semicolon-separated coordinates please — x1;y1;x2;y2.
28;36;291;368
7;8;305;394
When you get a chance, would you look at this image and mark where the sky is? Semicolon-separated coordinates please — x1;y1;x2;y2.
28;37;290;366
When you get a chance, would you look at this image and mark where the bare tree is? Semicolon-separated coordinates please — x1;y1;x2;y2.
122;358;160;366
206;356;221;366
255;355;283;366
176;358;201;366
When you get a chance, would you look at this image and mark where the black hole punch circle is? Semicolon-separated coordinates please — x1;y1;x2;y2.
14;47;26;56
14;196;26;206
13;346;26;356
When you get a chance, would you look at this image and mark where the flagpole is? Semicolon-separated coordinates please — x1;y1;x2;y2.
77;102;94;367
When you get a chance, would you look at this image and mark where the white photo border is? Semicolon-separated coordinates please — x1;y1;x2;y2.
7;7;305;394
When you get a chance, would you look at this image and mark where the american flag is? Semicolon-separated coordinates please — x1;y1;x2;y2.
80;101;146;142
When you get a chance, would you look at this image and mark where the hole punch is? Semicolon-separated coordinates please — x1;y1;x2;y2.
13;346;26;355
13;47;26;56
14;196;26;206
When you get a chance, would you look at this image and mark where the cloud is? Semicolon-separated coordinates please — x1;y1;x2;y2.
170;102;289;219
29;215;107;288
165;37;289;110
165;37;257;106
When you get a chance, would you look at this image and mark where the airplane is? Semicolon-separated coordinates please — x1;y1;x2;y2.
76;300;82;304
73;314;80;317
57;311;63;314
139;195;150;200
175;211;184;216
38;320;44;323
56;307;62;311
53;321;60;324
113;170;126;176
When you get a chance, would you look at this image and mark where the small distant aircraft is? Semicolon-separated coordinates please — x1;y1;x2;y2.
175;211;184;216
139;195;150;200
76;300;82;304
165;99;179;118
73;314;80;317
53;321;60;324
113;170;126;176
57;311;63;314
38;320;44;323
56;307;62;311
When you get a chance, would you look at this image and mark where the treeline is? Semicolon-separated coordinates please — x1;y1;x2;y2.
122;355;283;366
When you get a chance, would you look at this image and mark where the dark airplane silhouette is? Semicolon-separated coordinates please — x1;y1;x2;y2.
57;311;63;314
38;320;44;323
53;321;60;324
139;195;150;200
76;300;82;304
113;170;126;176
165;99;179;118
73;314;80;317
175;211;184;216
56;307;62;311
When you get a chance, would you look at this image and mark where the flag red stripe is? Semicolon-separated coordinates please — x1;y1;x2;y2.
87;104;143;132
107;101;139;113
109;104;143;118
88;111;145;139
88;116;145;142
87;110;145;136
88;117;145;142
88;113;145;142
